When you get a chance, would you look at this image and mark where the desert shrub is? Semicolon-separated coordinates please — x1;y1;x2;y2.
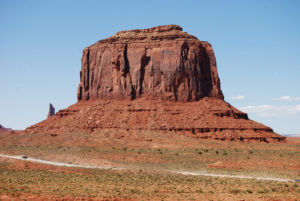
258;189;269;194
246;189;253;193
128;189;140;194
230;189;241;194
196;189;203;193
204;178;212;184
271;187;277;192
216;150;219;154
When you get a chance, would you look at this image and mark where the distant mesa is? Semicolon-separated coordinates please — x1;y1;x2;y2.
283;134;300;138
47;103;55;118
0;124;12;133
26;25;286;142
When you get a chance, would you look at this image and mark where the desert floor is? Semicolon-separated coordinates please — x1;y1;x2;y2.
0;130;299;200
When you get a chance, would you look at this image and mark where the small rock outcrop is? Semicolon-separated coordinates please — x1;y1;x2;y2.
47;103;55;118
0;124;11;133
77;25;223;102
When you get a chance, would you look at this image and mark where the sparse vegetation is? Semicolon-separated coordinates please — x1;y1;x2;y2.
246;189;253;193
203;149;209;153
0;131;299;200
0;161;298;200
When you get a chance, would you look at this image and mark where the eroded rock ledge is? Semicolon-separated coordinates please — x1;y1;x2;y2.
26;98;286;143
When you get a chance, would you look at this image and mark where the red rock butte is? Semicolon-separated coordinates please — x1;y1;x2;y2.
77;24;223;102
27;25;286;142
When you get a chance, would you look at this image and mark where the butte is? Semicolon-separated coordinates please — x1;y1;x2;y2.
26;25;286;142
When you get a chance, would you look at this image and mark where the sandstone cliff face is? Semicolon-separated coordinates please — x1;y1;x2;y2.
77;25;224;102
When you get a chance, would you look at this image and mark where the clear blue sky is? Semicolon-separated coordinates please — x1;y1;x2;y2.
1;0;299;134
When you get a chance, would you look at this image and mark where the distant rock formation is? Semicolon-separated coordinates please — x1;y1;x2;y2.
77;24;223;102
0;124;11;133
26;25;286;142
47;103;55;118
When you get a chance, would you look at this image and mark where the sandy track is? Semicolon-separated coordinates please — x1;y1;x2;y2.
0;153;295;183
173;171;295;183
0;153;124;170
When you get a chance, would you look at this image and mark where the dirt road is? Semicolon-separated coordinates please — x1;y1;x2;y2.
0;153;295;183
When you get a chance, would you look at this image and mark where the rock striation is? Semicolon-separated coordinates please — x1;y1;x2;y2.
77;25;223;102
26;25;286;142
47;103;55;118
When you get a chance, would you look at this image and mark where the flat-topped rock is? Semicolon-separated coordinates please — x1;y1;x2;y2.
77;25;224;102
26;25;286;143
98;25;197;43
